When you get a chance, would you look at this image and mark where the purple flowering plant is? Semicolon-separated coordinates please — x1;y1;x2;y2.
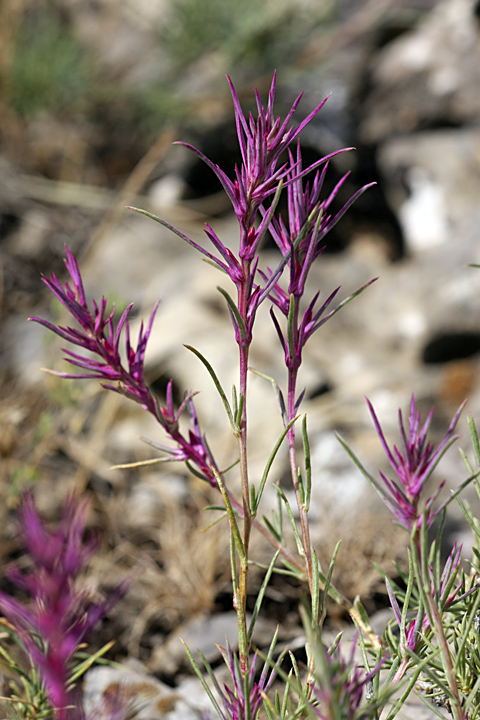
339;394;466;533
340;398;480;720
0;491;128;720
2;71;480;720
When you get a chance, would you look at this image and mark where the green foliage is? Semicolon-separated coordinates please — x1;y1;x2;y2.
6;10;95;118
160;0;335;75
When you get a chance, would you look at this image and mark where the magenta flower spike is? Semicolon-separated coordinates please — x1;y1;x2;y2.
30;247;159;412
267;143;375;298
216;643;277;720
367;395;465;531
179;74;342;262
0;491;128;719
130;74;363;355
175;73;357;272
313;635;384;720
30;248;219;486
257;143;376;374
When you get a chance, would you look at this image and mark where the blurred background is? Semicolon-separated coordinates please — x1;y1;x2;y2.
1;0;480;712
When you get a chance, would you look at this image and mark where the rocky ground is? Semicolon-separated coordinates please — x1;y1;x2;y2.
1;1;480;718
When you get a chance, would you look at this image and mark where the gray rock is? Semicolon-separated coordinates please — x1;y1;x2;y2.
361;0;480;144
83;660;210;720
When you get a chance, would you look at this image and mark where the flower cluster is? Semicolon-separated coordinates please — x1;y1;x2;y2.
181;72;335;262
263;143;375;372
29;249;218;486
367;395;465;531
313;636;383;720
138;73;368;353
387;542;470;682
216;643;277;720
0;491;128;720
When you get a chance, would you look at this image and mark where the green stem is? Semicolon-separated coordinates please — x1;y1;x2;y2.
413;533;466;720
234;256;253;676
286;295;314;599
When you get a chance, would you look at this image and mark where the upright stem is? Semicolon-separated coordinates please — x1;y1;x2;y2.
413;534;466;720
287;366;314;597
286;295;315;599
235;257;253;676
284;294;320;693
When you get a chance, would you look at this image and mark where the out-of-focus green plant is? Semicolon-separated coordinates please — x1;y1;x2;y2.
159;0;335;75
5;9;95;118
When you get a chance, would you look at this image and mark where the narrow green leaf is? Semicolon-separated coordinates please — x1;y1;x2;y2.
249;367;287;425
235;392;244;432
302;416;312;511
336;433;394;505
459;447;474;475
319;542;340;624
250;484;256;512
217;286;246;342
230;527;238;594
263;515;282;542
232;384;238;419
319;278;377;328
212;466;245;563
455;496;480;539
185;459;210;482
353;596;376;638
247;551;280;644
128;207;218;261
400;550;417;649
252;416;298;516
436;468;480;517
469;415;480;467
69;642;116;683
297;467;305;507
181;642;224;717
200;512;228;533
280;676;290;718
276;485;304;558
184;344;234;429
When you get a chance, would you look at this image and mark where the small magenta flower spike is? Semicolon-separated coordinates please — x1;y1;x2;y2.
0;491;128;720
367;395;465;531
313;635;384;720
180;73;340;262
387;542;475;684
216;643;277;720
29;247;159;411
29;248;219;486
387;578;428;683
267;143;374;298
260;142;376;373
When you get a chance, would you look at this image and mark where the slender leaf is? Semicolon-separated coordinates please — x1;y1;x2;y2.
248;552;280;644
276;485;305;558
181;642;224;718
217;286;246;342
249;367;287;425
319;542;340;624
213;466;245;563
184;344;234;429
253;416;298;516
302;416;312;511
